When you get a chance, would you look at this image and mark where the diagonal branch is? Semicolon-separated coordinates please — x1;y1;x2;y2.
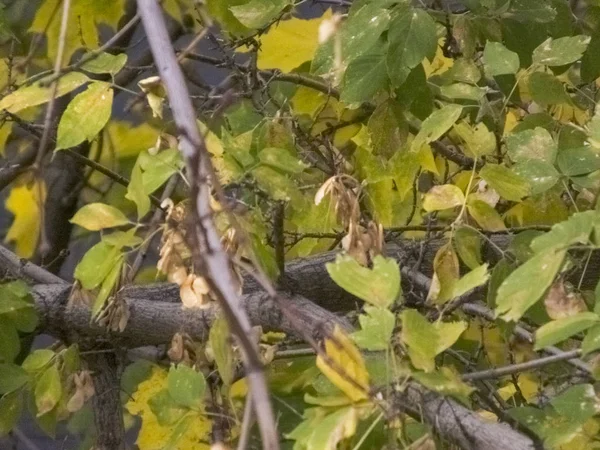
135;2;280;448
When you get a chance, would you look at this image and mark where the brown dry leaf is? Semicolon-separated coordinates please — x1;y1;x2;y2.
315;175;360;228
168;332;196;365
96;295;130;332
342;221;383;266
180;274;212;309
67;371;95;413
544;281;588;320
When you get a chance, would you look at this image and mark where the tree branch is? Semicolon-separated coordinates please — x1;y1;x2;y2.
119;4;277;447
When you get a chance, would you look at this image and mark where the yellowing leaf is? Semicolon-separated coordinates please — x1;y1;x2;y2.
0;72;89;114
29;0;126;62
56;82;113;150
252;11;332;72
105;121;160;159
467;199;506;231
423;184;465;212
401;309;467;372
428;244;459;304
5;180;45;258
316;325;370;402
126;367;211;450
70;203;130;230
326;255;401;308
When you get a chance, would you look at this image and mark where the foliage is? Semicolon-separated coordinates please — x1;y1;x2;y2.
3;0;600;449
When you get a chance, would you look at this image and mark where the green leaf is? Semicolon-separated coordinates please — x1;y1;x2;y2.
205;0;250;36
505;0;558;23
439;83;486;102
411;104;463;152
55;82;113;150
0;72;89;114
0;391;22;436
341;50;388;105
352;306;395;351
551;384;600;423
163;414;194;450
412;367;474;404
167;365;206;409
453;226;482;270
70;203;129;231
534;312;600;350
401;309;466;372
34;365;61;416
327;255;401;308
258;148;308;174
0;318;19;362
452;264;489;299
102;229;143;249
342;0;392;63
252;166;301;202
148;389;187;426
479;164;530;202
386;7;437;86
528;72;571;106
209;317;234;387
581;32;600;83
422;184;465;212
0;364;28;394
495;249;566;322
467;199;506;231
483;41;520;76
229;0;291;29
582;324;600;356
557;147;600;176
530;210;597;254
0;294;31;315
288;406;359;450
125;160;150;218
92;256;123;318
138;149;183;195
506;127;557;164
80;52;127;75
368;99;408;158
74;241;122;290
454;122;496;158
22;350;55;374
513;160;560;195
532;36;591;67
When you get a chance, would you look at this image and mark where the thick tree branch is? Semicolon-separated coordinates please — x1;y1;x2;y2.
389;383;537;450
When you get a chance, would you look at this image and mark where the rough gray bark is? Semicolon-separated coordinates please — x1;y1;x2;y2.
33;284;349;348
391;384;538;450
22;230;596;450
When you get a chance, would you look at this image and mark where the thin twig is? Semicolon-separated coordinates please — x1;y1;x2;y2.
462;350;583;381
128;175;178;281
34;0;71;166
135;2;279;448
0;244;66;285
236;394;254;450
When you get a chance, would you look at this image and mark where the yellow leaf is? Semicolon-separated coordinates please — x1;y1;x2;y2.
423;39;454;78
316;325;370;402
30;0;126;62
126;367;211;450
105;121;160;159
503;109;520;136
5;179;46;258
252;11;332;72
